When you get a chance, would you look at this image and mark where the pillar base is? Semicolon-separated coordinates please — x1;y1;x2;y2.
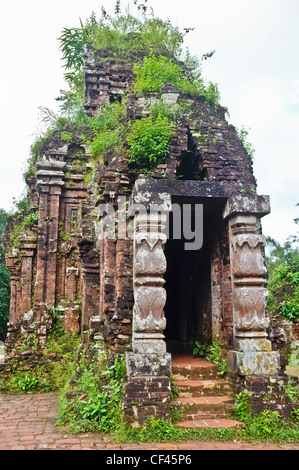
126;352;172;377
228;350;280;376
124;352;172;425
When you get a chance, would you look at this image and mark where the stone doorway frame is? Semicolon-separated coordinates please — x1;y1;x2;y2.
123;179;280;423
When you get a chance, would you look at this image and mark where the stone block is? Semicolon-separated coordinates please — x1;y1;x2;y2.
228;350;280;376
126;352;172;377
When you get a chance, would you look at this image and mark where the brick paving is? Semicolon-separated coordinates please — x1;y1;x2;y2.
0;392;298;450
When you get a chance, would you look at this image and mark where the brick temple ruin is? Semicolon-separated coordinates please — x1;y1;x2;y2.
4;46;295;422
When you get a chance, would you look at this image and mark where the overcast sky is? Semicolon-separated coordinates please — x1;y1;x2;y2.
0;0;298;244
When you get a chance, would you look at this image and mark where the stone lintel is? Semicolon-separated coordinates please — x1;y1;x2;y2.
36;161;66;171
130;180;232;211
228;350;280;376
126;352;172;377
223;194;270;220
37;180;65;189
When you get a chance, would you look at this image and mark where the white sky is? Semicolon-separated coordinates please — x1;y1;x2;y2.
0;0;298;244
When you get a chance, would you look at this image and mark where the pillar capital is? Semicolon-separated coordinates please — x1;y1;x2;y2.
223;194;270;220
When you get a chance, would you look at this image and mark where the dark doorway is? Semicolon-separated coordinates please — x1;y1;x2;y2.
164;196;226;354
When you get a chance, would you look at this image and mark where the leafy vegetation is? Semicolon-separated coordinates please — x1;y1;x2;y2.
235;126;255;160
266;211;299;323
0;315;80;393
133;53;220;103
85;100;127;161
192;339;228;377
56;352;126;433
126;115;175;168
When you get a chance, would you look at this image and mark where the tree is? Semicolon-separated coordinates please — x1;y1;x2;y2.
266;204;299;323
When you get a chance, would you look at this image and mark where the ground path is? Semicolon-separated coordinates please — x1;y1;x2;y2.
0;392;298;451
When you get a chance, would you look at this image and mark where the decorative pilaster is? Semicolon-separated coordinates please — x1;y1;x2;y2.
19;234;37;314
34;160;65;308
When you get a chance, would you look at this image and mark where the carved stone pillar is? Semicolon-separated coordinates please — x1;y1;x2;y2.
132;211;168;355
126;209;171;377
124;208;172;424
224;196;280;376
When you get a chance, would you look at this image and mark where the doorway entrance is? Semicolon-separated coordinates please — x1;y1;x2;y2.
164;196;227;354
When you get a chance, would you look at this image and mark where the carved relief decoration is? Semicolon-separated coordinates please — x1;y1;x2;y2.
132;215;168;354
233;286;270;331
232;234;267;278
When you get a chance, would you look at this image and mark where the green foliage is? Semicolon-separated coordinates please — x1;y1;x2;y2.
133;54;182;94
58;3;186;69
19;333;39;352
290;408;299;422
125;115;175;167
279;300;299;321
267;258;299;322
22;211;39;228
18;374;39;391
192;339;228;377
205;341;228;377
20;1;220;180
133;53;220;104
56;353;126;433
170;376;180;400
0;315;80;393
266;235;299;276
235;126;255;159
115;403;299;444
233;390;252;422
0;209;9;242
233;390;299;442
285;378;299;403
192;340;208;358
58;1;219;106
85;101;127;160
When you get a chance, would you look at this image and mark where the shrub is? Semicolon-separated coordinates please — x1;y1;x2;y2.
133;53;220;104
267;260;299;322
133;54;182;95
125;115;175;167
86;101;127;160
56;354;126;434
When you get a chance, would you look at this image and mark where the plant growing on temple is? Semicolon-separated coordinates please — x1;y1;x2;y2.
192;339;228;377
235;126;255;159
192;340;208;358
58;1;219;104
85;100;127;160
125;115;175;169
133;53;220;104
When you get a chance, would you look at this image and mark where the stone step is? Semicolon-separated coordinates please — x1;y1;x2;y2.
171;354;241;429
172;356;219;380
175;418;243;429
173;395;235;419
175;379;230;397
